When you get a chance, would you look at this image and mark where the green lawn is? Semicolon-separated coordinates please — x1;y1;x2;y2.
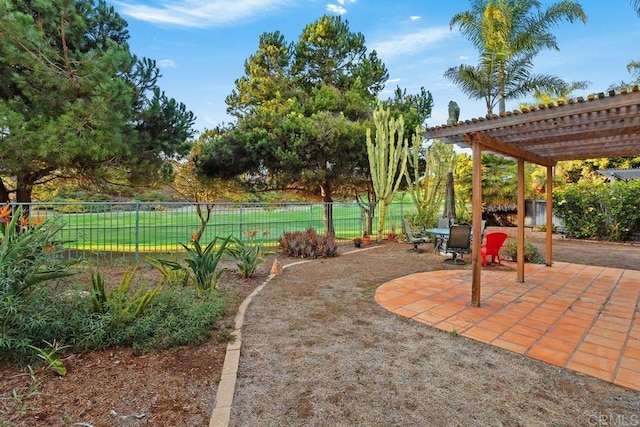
41;201;416;257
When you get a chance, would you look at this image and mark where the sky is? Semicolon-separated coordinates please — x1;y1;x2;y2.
106;0;640;134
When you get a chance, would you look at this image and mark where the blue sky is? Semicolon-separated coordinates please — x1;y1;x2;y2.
107;0;640;134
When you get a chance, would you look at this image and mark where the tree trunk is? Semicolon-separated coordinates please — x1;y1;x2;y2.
319;182;334;236
355;183;377;236
16;172;35;216
0;178;10;204
498;64;506;114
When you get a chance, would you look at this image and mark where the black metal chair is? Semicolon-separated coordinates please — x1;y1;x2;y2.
402;218;429;251
443;224;472;264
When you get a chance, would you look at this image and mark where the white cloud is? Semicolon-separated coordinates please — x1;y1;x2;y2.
459;55;469;60
327;0;355;15
114;0;293;28
387;78;401;83
159;59;175;67
409;15;421;21
326;4;347;14
373;27;452;60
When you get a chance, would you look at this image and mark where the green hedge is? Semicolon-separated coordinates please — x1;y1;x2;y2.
553;180;640;241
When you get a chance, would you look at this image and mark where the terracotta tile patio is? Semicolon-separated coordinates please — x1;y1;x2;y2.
375;261;640;391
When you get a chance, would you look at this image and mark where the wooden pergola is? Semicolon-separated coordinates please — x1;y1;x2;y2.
423;86;640;307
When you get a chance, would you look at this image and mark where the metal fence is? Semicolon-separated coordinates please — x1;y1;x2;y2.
17;201;417;265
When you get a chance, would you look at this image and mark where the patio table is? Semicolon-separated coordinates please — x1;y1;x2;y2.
423;228;449;252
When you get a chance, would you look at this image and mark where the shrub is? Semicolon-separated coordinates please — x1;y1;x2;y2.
0;282;228;364
503;240;544;264
0;206;76;297
0;206;78;363
90;268;160;326
230;238;265;278
146;257;190;287
554;180;640;241
121;288;226;354
277;228;338;258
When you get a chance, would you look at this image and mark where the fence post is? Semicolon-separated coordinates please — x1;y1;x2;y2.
134;201;140;264
239;203;243;237
310;203;314;230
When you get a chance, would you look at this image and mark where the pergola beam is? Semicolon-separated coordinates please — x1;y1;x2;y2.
421;88;640;308
469;132;556;167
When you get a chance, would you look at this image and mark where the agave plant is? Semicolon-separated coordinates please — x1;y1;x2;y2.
181;235;233;293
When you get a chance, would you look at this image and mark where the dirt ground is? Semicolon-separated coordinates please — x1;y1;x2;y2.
1;231;639;426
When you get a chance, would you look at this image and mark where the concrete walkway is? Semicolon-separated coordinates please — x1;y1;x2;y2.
375;261;640;391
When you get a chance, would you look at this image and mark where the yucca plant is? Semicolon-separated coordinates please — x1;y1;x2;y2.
181;235;233;293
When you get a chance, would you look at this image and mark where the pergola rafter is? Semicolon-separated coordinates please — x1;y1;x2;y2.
423;86;640;307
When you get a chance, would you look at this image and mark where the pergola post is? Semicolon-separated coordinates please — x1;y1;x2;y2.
517;159;525;282
471;137;483;307
546;165;554;266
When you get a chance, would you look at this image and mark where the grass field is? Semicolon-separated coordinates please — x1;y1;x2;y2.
26;201;417;263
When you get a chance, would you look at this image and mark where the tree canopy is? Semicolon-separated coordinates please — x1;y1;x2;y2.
447;0;586;114
200;15;389;233
0;0;195;204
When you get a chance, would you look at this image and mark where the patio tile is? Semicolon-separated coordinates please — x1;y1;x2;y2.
570;350;618;374
575;342;621;360
486;311;524;326
619;355;640;374
583;333;625;351
588;327;628;342
413;311;444;326
526;345;571;367
532;336;577;353
463;326;501;343
566;360;614;382
393;307;419;318
403;298;441;313
614;367;640;390
498;330;538;348
517;317;556;331
435;320;469;333
375;264;640;391
493;338;528;354
509;324;545;339
622;346;640;361
475;319;511;334
430;302;465;318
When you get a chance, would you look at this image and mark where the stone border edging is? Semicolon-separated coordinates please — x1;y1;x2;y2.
208;245;383;427
208;260;309;427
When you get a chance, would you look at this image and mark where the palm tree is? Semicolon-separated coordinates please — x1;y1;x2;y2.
445;51;568;115
632;0;640;16
531;80;591;105
448;0;586;114
609;61;640;92
518;79;591;109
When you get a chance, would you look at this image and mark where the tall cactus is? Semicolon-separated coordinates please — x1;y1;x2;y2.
366;105;408;242
405;129;456;229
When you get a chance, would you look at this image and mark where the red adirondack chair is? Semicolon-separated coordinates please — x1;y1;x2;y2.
481;232;508;267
